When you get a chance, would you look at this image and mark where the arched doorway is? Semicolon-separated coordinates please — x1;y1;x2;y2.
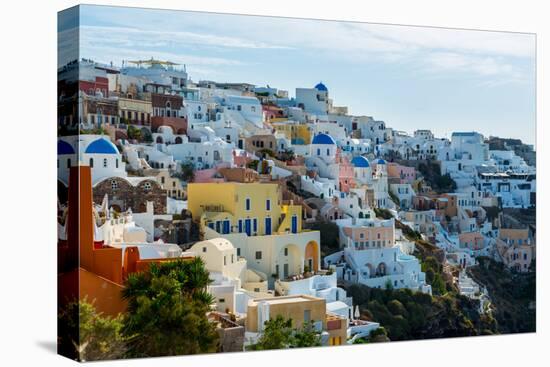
364;263;375;278
276;244;302;279
376;262;387;277
304;241;319;272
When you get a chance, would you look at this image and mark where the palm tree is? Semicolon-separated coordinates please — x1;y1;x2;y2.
121;259;218;357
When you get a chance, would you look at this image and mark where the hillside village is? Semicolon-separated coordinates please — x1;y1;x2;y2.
57;58;536;357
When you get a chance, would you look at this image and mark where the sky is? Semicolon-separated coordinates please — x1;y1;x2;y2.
59;5;536;146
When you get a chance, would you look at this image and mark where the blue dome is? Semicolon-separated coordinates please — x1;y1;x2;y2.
85;138;118;154
351;156;370;168
376;158;387;165
314;82;328;92
311;133;336;145
57;140;75;155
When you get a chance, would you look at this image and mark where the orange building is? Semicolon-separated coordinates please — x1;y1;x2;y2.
58;166;187;317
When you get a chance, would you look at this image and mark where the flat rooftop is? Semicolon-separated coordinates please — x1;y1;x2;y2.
249;294;323;306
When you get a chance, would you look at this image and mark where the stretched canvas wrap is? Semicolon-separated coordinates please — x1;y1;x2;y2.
57;4;536;362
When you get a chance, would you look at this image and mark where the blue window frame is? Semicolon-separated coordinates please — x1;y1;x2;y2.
215;221;221;233
317;148;321;156
265;217;272;235
266;199;271;211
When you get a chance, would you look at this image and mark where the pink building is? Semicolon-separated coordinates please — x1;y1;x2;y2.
387;163;416;184
192;163;230;183
343;225;395;249
336;150;356;193
459;232;485;251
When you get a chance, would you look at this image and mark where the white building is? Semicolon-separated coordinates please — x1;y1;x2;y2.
324;218;431;294
58;135;126;185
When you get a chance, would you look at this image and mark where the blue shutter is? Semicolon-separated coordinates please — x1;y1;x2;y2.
291;215;298;234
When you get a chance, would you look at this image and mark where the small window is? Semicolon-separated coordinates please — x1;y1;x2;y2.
266;199;271;211
254;288;260;293
237;248;241;256
255;251;262;260
143;182;152;191
115;159;119;169
202;247;207;253
245;198;251;211
218;298;225;303
89;158;94;168
284;248;288;256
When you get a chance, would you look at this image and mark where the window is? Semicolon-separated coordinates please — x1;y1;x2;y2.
245;198;251;211
237;248;241;257
202;247;207;253
161;176;165;184
255;251;262;260
89;158;94;168
143;182;152;191
67;158;71;168
266;199;271;211
115;159;119;168
218;298;225;303
284;248;288;256
254;288;260;293
237;105;242;111
231;254;234;263
224;256;226;266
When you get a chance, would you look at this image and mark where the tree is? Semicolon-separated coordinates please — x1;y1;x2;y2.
292;322;322;348
277;149;296;162
121;258;219;357
248;316;293;350
248;316;321;350
179;161;195;182
58;299;127;361
127;125;142;141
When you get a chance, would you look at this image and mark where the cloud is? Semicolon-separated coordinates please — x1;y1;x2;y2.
76;7;535;85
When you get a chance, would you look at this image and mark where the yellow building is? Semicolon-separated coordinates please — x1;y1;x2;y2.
246;295;347;346
246;295;326;332
118;96;153;126
187;182;320;279
188;182;302;237
272;121;312;145
144;168;186;199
